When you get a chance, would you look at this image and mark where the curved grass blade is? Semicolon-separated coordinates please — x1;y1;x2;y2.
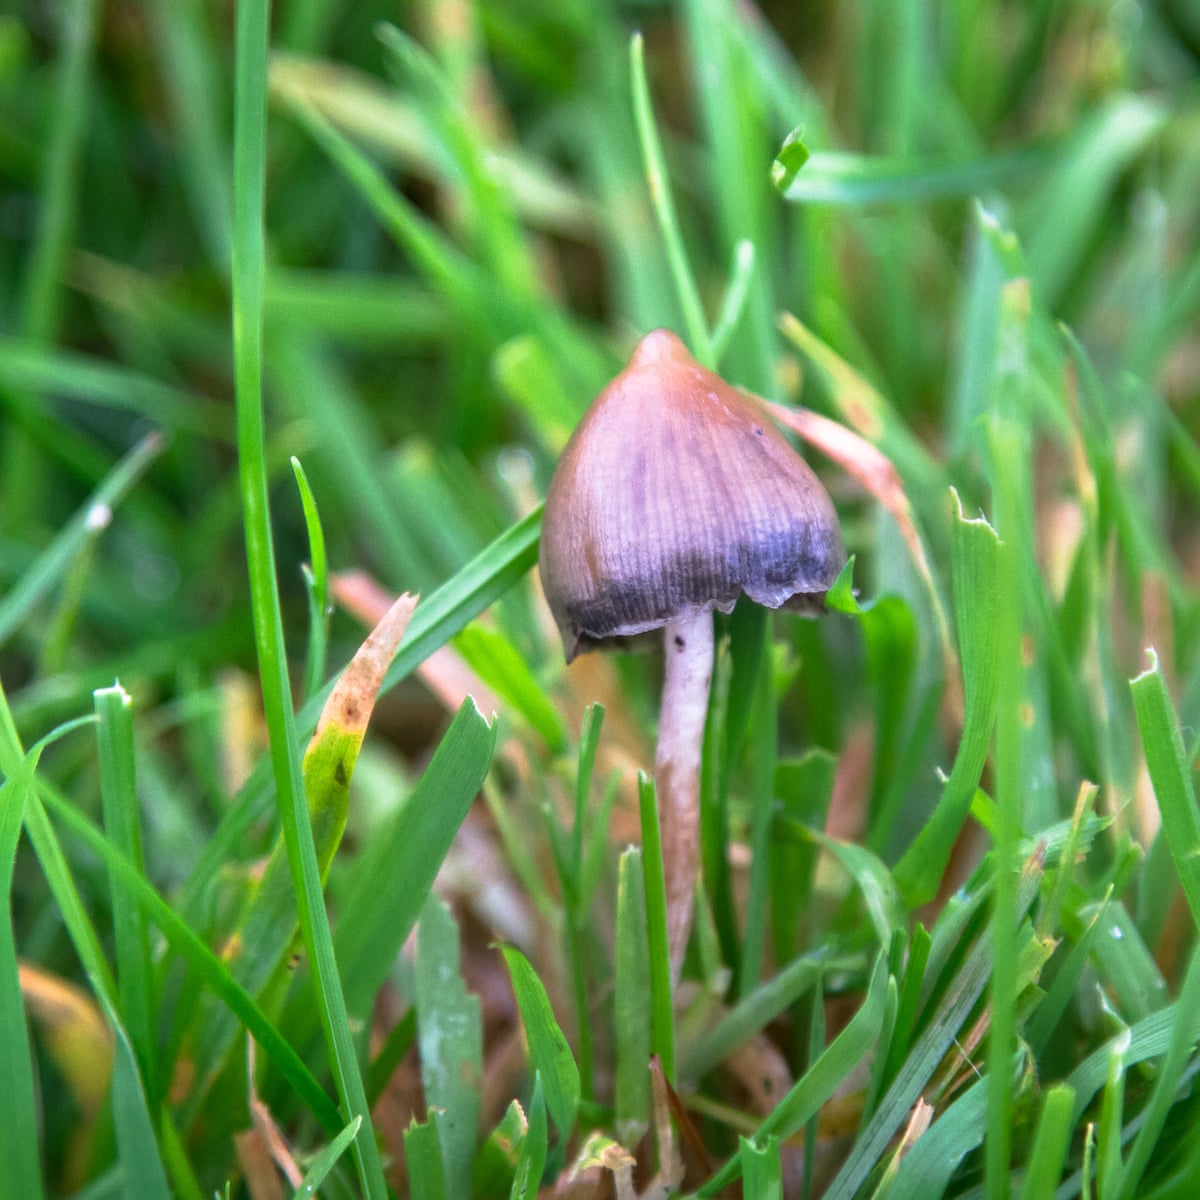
35;784;341;1132
1131;650;1200;929
502;945;581;1169
290;1116;362;1200
699;955;890;1196
0;432;165;650
895;494;1002;903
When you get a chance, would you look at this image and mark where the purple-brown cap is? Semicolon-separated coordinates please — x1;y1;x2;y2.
539;329;845;661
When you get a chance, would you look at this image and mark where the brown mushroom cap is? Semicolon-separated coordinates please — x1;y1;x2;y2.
540;329;845;661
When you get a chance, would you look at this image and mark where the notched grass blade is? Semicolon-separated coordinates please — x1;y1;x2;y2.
895;492;1002;904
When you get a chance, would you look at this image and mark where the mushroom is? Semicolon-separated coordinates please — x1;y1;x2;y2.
539;329;844;982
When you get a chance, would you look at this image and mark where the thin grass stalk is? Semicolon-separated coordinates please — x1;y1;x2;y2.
638;772;675;1082
986;423;1024;1197
2;0;96;528
95;685;156;1104
629;33;713;367
231;2;385;1194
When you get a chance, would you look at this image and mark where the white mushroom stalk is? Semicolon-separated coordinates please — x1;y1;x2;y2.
655;611;714;980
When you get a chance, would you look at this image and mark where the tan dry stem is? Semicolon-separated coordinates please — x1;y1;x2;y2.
654;610;714;985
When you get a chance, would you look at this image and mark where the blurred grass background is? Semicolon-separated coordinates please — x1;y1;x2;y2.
2;0;1200;1196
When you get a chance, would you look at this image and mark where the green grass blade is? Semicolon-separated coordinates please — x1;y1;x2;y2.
683;947;858;1080
777;146;1042;204
35;783;341;1132
510;1074;547;1200
699;955;889;1197
740;1135;783;1199
94;684;156;1104
144;0;232;273
1131;650;1200;928
628;33;712;366
502;946;581;1162
739;620;778;996
1114;942;1200;1199
825;861;1043;1200
0;769;47;1200
614;848;651;1146
333;699;496;1017
638;771;675;1082
231;1;383;1190
895;492;1002;903
290;456;330;702
710;240;756;366
1;0;97;526
0;432;165;650
1018;1085;1076;1200
417;895;483;1198
104;1001;172;1200
403;1116;448;1200
1021;95;1166;307
454;624;566;753
987;417;1026;1200
291;1116;362;1200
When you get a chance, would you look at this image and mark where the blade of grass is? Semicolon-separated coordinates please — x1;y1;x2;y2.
1131;650;1200;928
739;618;778;996
511;1074;547;1200
710;239;756;367
332;698;496;1018
615;848;651;1146
290;457;330;702
777;145;1043;204
825;857;1044;1200
94;684;156;1105
638;771;675;1082
0;432;165;649
35;780;340;1132
987;417;1026;1200
682;947;858;1080
680;0;774;392
1;0;97;528
629;32;712;367
895;492;1002;903
417;895;483;1198
1114;941;1200;1199
0;762;50;1199
699;955;890;1197
502;945;581;1172
1022;1089;1080;1200
144;0;233;273
291;1116;362;1200
231;1;384;1192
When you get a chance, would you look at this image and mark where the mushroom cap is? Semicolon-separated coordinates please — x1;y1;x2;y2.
539;329;845;661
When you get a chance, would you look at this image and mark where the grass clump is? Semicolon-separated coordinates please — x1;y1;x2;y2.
2;0;1200;1197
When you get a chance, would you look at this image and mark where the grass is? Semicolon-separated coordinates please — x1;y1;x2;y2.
1;0;1199;1197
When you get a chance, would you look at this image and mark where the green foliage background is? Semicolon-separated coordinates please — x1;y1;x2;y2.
1;0;1199;1196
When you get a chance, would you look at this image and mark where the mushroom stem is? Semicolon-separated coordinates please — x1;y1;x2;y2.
655;609;714;985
